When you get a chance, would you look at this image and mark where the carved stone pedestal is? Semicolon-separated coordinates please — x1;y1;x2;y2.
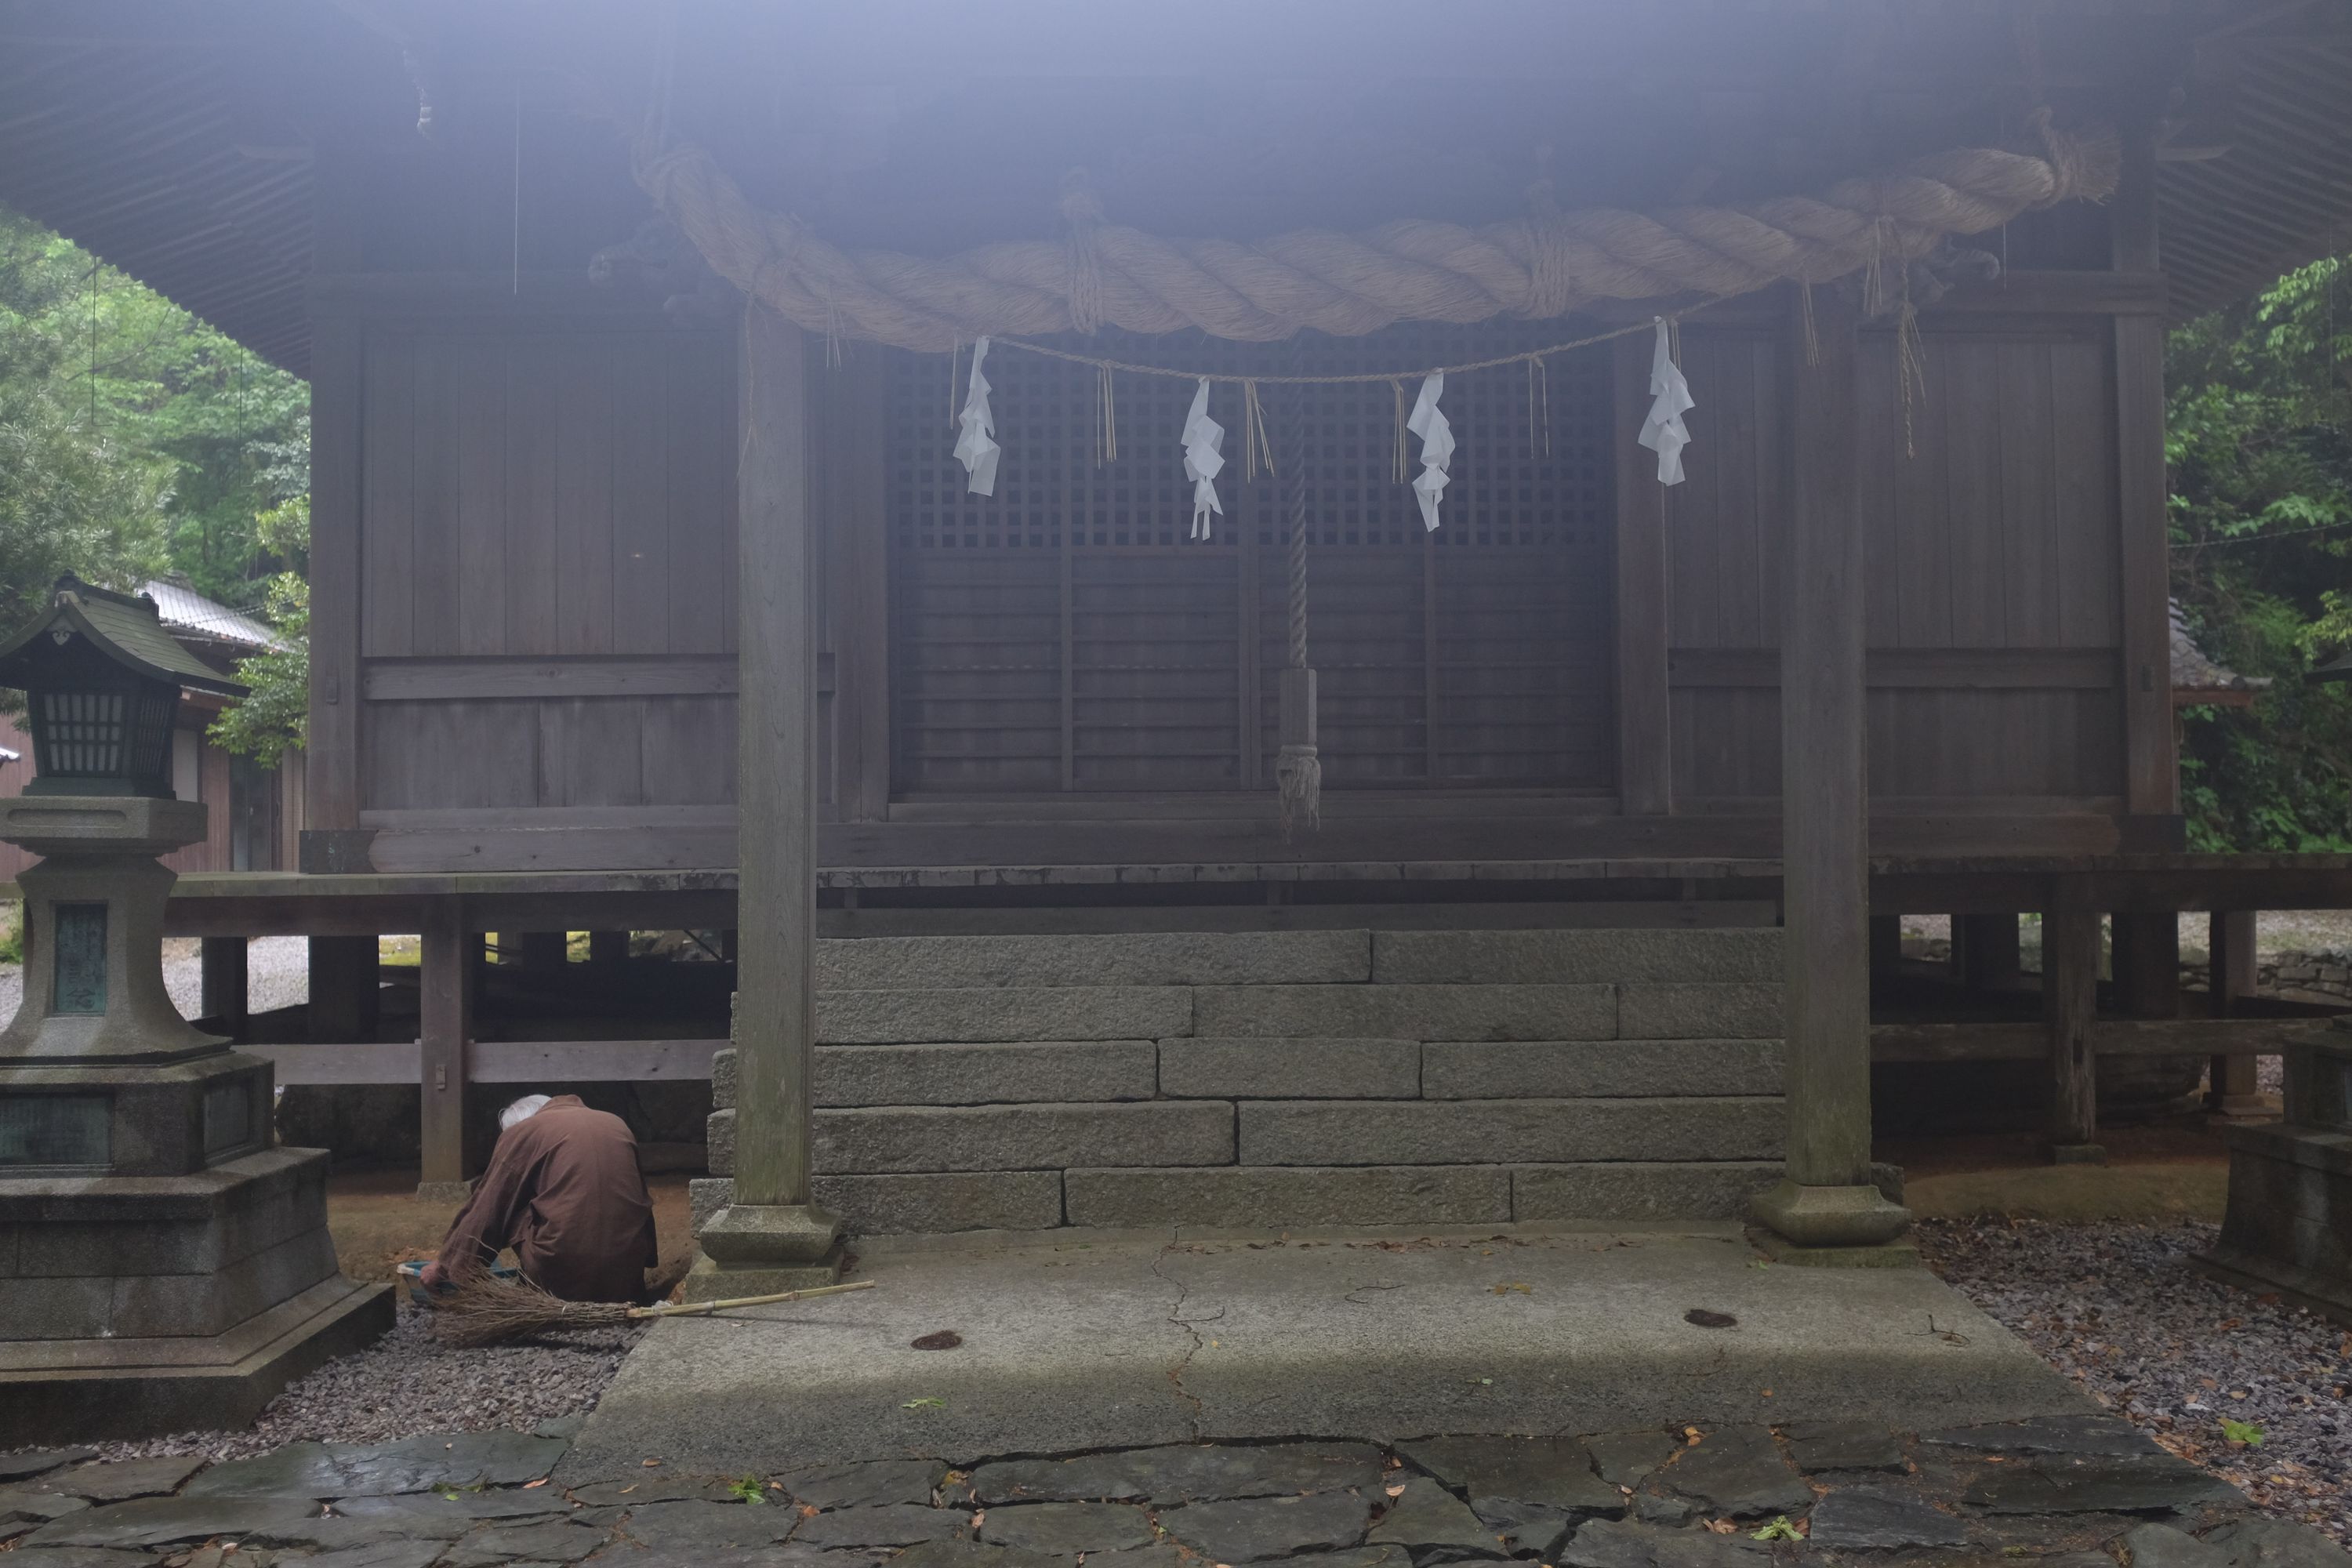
0;797;391;1442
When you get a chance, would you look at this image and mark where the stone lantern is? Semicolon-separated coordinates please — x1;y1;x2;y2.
2197;651;2352;1324
0;577;391;1443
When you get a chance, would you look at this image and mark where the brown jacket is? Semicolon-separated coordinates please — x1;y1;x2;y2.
438;1096;659;1303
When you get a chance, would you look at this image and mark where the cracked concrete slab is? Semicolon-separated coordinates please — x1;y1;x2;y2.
561;1225;2086;1480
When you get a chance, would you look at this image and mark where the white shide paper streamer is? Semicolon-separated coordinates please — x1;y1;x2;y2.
1181;377;1225;540
1406;371;1453;531
953;336;1002;496
1637;317;1694;485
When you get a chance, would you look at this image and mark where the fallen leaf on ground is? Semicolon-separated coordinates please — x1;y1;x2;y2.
524;1480;547;1490
1385;1486;1406;1497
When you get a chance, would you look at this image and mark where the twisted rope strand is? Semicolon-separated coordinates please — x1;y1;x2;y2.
633;128;2117;354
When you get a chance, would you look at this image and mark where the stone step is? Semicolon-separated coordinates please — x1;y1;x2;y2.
1237;1098;1784;1166
691;1174;1062;1235
1421;1040;1783;1099
1065;1165;1511;1229
711;1042;1158;1111
1374;928;1780;985
818;931;1369;989
707;1101;1236;1177
819;987;1193;1044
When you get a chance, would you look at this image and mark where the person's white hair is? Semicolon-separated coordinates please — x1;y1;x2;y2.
499;1094;553;1132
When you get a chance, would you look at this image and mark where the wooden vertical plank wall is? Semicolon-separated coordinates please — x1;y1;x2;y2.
2113;117;2177;817
1613;331;1671;814
306;316;364;831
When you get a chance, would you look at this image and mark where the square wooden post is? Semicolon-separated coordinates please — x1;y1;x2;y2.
199;936;249;1039
1751;285;1909;1255
690;304;843;1294
1955;913;2024;990
307;934;379;1043
2045;882;2104;1163
417;896;474;1200
2209;909;2270;1118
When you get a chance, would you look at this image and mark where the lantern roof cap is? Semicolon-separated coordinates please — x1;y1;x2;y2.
0;575;249;699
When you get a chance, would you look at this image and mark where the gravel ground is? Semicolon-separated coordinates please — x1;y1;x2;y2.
1921;1217;2352;1544
0;933;309;1025
96;1299;644;1464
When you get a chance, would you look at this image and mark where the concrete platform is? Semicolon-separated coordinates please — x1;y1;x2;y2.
564;1223;2088;1480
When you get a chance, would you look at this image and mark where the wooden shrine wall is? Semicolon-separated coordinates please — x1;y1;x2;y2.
1663;320;2125;810
331;314;768;866
885;325;1617;797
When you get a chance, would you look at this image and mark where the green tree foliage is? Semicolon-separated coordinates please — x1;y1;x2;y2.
0;207;307;620
0;212;169;641
2169;256;2352;850
208;499;309;765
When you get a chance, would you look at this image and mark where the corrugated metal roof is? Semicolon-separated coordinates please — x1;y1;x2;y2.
140;579;283;652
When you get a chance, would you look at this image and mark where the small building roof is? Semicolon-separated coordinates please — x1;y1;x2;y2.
141;578;282;652
2172;599;2270;707
0;577;249;699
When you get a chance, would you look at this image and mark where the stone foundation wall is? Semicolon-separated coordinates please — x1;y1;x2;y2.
693;927;1790;1235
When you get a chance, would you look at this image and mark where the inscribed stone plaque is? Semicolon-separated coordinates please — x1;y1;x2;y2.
204;1079;256;1156
0;1094;111;1167
52;902;107;1014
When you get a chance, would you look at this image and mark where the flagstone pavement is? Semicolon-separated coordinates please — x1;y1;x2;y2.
5;1417;2349;1568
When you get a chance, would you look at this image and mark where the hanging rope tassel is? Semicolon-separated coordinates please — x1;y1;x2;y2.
1276;354;1321;840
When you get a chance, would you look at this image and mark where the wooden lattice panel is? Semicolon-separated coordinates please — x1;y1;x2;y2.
886;323;1615;794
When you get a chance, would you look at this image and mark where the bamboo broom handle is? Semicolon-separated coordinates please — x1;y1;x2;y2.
627;1279;876;1319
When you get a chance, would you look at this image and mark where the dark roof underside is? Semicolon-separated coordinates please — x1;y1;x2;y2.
2;3;2349;379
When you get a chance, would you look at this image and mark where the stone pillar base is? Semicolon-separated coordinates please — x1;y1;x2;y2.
1747;1226;1920;1269
1749;1177;1911;1257
2208;1094;2282;1126
685;1201;845;1301
679;1249;847;1302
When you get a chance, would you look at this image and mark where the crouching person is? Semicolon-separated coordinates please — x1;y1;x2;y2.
421;1094;659;1304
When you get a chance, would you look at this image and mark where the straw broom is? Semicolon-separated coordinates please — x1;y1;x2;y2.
432;1272;875;1347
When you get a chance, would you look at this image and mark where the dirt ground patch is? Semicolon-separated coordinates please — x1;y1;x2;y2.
1885;1118;2234;1223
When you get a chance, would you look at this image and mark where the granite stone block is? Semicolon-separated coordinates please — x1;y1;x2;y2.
1063;1166;1508;1229
1617;985;1783;1040
819;989;1194;1044
1240;1099;1783;1167
1373;930;1780;985
1422;1040;1781;1100
1509;1163;1782;1223
1158;1038;1420;1100
815;1042;1159;1107
815;1102;1233;1174
818;931;1370;989
1196;985;1615;1042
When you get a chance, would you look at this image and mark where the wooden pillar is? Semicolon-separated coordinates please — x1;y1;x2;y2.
508;931;566;970
307;934;379;1043
2045;884;2104;1163
2111;910;2181;1018
1752;285;1907;1252
418;896;474;1199
1868;916;1903;984
2114;114;2179;827
693;305;842;1290
200;936;249;1038
2209;909;2267;1116
1955;913;2024;990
